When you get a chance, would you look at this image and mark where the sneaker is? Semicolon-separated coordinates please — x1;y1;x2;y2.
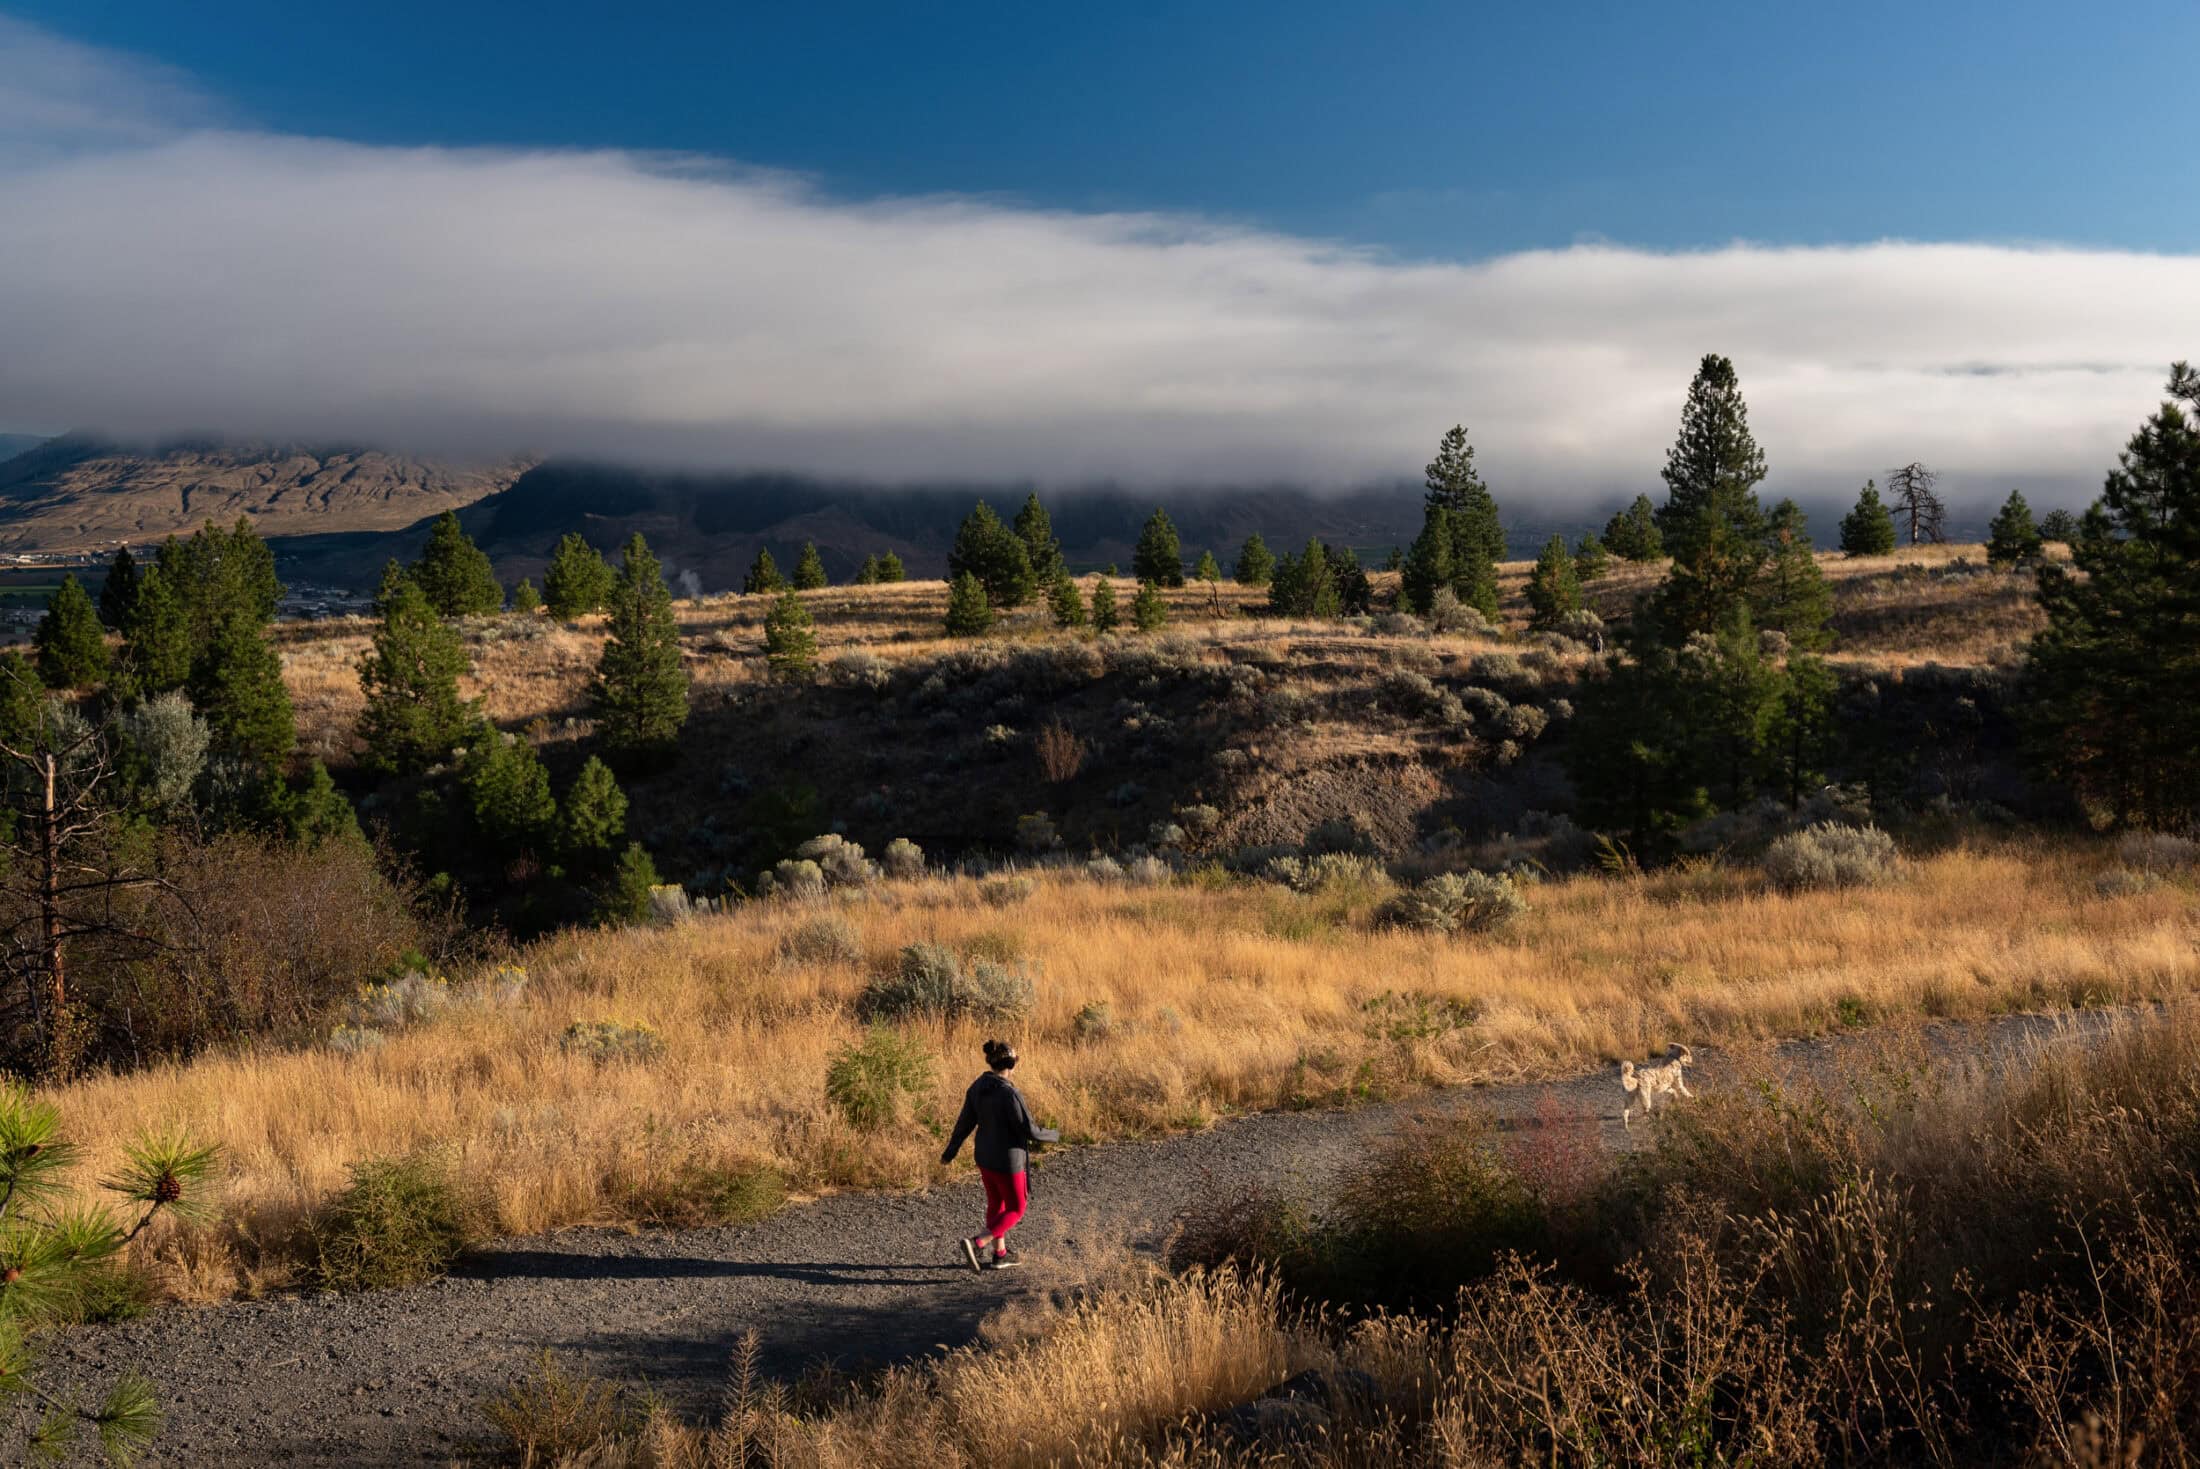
988;1251;1022;1270
959;1237;983;1273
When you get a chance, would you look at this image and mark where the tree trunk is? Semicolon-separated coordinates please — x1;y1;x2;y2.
37;751;66;1073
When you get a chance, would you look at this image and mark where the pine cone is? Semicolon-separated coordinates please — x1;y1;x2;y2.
153;1170;184;1205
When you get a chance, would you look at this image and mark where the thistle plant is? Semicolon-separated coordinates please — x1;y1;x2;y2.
0;1083;219;1465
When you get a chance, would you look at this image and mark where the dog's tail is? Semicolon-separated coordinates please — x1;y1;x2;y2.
1619;1059;1639;1093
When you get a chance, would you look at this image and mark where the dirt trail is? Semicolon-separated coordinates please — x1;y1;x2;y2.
28;1010;2124;1465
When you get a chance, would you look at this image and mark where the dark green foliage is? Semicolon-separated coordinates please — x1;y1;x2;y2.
741;548;786;596
2026;363;2200;829
592;535;690;762
1654;354;1768;564
1131;579;1168;631
600;843;661;925
1193;549;1222;586
118;566;190;698
1233;533;1275;587
157;518;282;641
1767;653;1839;806
1331;545;1372;615
1838;480;1898;555
1089;577;1119;632
1132;507;1185;587
792;542;828;590
302;1152;484;1291
34;575;109;689
874;551;906;583
98;546;141;630
1267;537;1338;618
559;756;628;862
187;605;293;765
943;571;994;636
264;761;362;849
825;1025;934;1131
509;578;542;614
1424;424;1504;568
543;533;614;617
1987;489;2044;568
464;733;557;855
948;502;1037;607
1753;500;1832;650
410;511;503;616
1399;505;1453;615
1572;533;1610;581
358;564;481;777
1014;493;1064;583
854;554;882;585
1048;572;1087;629
2039;507;2079;542
763;587;818;679
1524;535;1580;631
0;653;42;748
1602;493;1664;561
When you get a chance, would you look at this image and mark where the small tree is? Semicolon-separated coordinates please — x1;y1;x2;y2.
764;588;818;680
509;578;542;614
410;511;503;616
1193;550;1224;614
1887;462;1947;545
1132;508;1184;587
462;732;557;856
943;572;994;636
1233;533;1275;587
1754;500;1832;651
34;576;109;690
189;606;294;766
1838;480;1898;555
1399;505;1453;615
118;566;190;699
1131;579;1169;631
1424;424;1504;569
2039;508;2078;543
1014;493;1065;583
742;548;786;596
1524;535;1581;631
1331;545;1372;615
559;755;628;864
97;547;141;630
1089;577;1120;633
1986;489;2044;568
593;535;690;763
1603;494;1664;561
854;554;882;585
1572;533;1610;582
792;543;829;590
600;843;662;926
875;552;906;583
1048;572;1088;629
543;533;614;617
948;503;1037;607
357;563;482;777
1655;354;1768;565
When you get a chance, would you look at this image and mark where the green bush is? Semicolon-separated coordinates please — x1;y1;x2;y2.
858;943;1035;1024
301;1152;485;1291
825;1025;935;1130
560;1020;663;1063
483;1350;637;1463
1381;871;1525;935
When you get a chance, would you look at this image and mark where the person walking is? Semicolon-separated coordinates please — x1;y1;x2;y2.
941;1038;1058;1271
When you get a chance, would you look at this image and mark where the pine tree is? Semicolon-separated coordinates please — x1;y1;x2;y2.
119;566;190;698
1014;493;1065;583
1986;490;2044;568
854;554;882;585
1048;572;1088;629
2039;508;2079;543
1331;545;1372;615
510;578;542;614
559;755;628;863
1193;550;1224;614
1399;505;1453;614
875;552;906;583
593;535;690;762
1603;494;1665;561
357;563;482;777
266;760;361;849
1573;533;1610;581
1525;536;1581;631
1268;538;1337;617
1424;425;1504;567
1838;480;1898;556
1655;355;1768;564
0;652;43;747
943;572;994;636
1233;533;1275;587
34;575;109;689
1753;500;1832;651
1089;577;1120;632
99;547;142;629
190;605;294;765
1767;654;1839;808
764;588;819;680
410;511;503;616
742;548;786;596
947;503;1037;607
1131;579;1169;631
1132;508;1185;587
159;519;283;641
1887;462;1947;545
600;842;662;925
793;542;829;590
463;732;557;855
1454;548;1500;623
2026;363;2200;828
543;533;614;617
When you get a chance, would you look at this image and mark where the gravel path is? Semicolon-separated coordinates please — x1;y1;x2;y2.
23;1009;2131;1466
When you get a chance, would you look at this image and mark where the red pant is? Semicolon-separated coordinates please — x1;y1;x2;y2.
978;1167;1027;1242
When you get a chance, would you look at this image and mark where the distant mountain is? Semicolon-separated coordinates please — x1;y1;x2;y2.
0;434;527;552
0;434;50;466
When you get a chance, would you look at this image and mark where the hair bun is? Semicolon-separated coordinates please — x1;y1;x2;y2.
982;1039;1004;1060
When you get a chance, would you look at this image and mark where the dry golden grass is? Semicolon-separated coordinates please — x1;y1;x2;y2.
45;836;2198;1301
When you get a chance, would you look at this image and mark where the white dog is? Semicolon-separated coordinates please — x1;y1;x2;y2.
1619;1044;1694;1129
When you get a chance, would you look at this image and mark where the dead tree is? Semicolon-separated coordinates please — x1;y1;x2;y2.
1887;462;1947;545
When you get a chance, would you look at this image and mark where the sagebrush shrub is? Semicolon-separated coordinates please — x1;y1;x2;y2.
1426;586;1494;635
1072;1001;1116;1045
1127;855;1172;885
2116;831;2198;872
1762;822;1900;892
980;874;1036;906
560;1020;663;1063
1383;871;1525;935
858;944;1034;1024
764;858;827;900
825;1025;934;1130
301;1151;485;1290
778;915;861;966
795;833;875;886
879;837;926;880
1014;813;1059;853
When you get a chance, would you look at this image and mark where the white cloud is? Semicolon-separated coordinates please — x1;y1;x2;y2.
2;20;2196;506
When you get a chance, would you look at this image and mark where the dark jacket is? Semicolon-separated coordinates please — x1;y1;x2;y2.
941;1071;1058;1175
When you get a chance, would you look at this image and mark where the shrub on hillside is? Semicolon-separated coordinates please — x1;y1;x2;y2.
1382;871;1525;935
1262;852;1386;894
1127;855;1172;885
879;837;926;879
779;915;861;966
858;943;1035;1025
560;1020;663;1063
1014;813;1059;853
301;1152;486;1291
980;874;1036;906
825;1025;935;1131
827;649;894;691
761;858;827;900
795;833;875;886
1426;586;1494;636
1762;822;1900;892
2116;830;2198;872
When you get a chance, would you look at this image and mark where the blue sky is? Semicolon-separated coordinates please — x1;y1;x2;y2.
10;0;2196;258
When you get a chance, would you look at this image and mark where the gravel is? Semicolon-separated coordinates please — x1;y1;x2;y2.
17;1008;2129;1465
